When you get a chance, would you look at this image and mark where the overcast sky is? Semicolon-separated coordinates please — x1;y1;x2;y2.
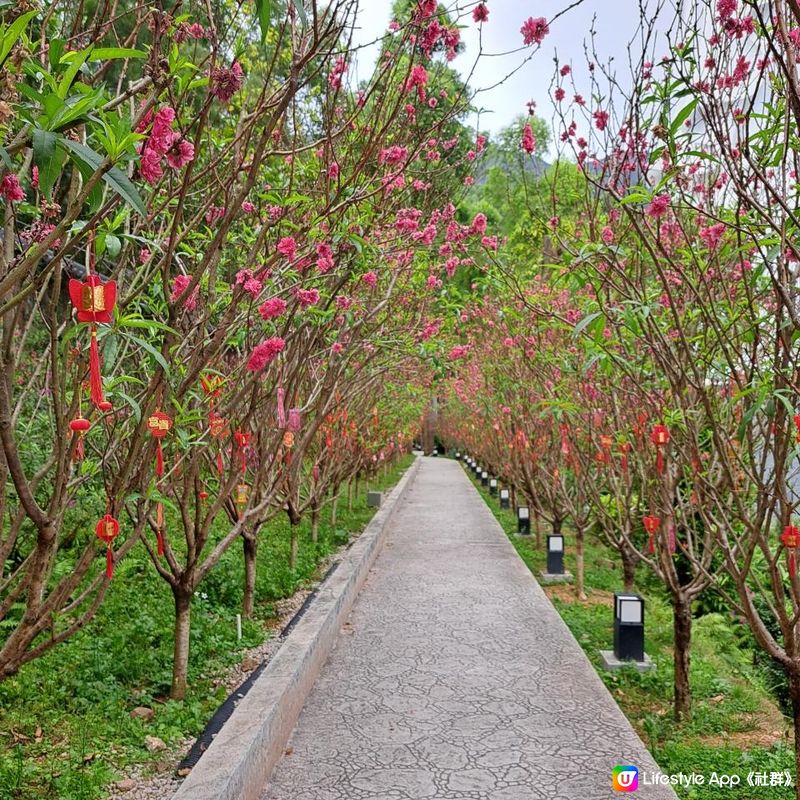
350;0;664;156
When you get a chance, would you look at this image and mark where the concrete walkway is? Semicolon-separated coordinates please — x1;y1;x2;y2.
261;457;675;799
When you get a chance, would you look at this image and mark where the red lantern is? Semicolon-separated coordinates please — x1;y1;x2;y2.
643;515;660;554
68;274;117;409
147;410;173;477
95;514;120;578
651;424;670;475
69;416;91;461
782;525;800;578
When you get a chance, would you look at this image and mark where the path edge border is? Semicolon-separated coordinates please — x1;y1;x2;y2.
171;456;421;800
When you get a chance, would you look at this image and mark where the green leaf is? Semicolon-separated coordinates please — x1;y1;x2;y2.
115;390;141;423
293;0;308;26
0;10;37;69
572;311;601;337
89;47;147;61
57;47;92;99
254;0;271;43
123;333;171;378
57;136;146;216
670;97;698;135
32;129;64;197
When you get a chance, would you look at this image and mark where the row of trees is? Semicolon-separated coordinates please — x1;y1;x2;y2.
435;0;800;793
0;0;509;700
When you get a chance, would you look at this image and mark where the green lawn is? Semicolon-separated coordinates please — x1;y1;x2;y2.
461;459;795;800
0;456;413;800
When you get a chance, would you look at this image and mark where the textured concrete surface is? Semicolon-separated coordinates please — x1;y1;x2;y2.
172;459;421;800
262;457;676;800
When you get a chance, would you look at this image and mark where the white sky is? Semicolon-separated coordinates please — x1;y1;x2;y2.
350;0;664;156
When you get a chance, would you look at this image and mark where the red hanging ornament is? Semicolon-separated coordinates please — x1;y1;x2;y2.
643;515;660;554
68;274;117;409
201;373;225;401
560;424;570;456
69;416;91;461
95;514;120;578
234;430;250;473
147;410;173;478
236;483;249;519
794;415;800;444
651;424;670;475
782;525;800;578
209;412;228;475
156;501;165;556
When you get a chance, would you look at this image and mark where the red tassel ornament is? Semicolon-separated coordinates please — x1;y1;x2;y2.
68;273;116;410
95;514;120;579
69;416;91;461
782;525;800;578
651;424;670;476
643;515;660;555
147;410;172;478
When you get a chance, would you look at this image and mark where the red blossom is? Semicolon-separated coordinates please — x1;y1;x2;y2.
277;236;297;261
472;3;489;23
259;297;287;320
210;61;245;102
247;337;285;372
520;16;549;46
0;174;24;202
521;123;536;154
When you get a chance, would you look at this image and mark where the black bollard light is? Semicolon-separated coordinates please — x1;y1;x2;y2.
613;593;645;662
517;506;530;534
500;488;510;509
489;478;498;496
546;534;564;574
481;471;489;487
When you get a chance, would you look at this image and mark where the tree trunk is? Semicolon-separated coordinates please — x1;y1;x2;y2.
311;502;321;544
789;672;800;800
553;516;562;535
242;533;257;618
289;521;299;570
575;527;587;601
348;478;354;512
170;586;192;700
673;594;692;720
331;491;339;527
621;548;637;592
534;512;541;548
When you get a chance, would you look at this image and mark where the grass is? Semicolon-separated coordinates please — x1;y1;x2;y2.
0;456;413;800
460;458;796;800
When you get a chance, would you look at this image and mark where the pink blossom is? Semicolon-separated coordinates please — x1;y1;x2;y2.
205;205;225;225
464;176;474;186
139;248;151;264
521;123;535;154
296;287;320;308
148;107;176;154
560;64;571;76
277;236;297;261
243;278;262;298
31;166;39;188
140;148;163;184
259;297;287;320
335;295;352;309
331;342;343;354
473;3;489;22
0;174;24;202
316;242;335;272
448;345;471;360
362;271;378;288
210;61;245;102
481;235;498;250
520;16;549;46
380;145;408;165
405;64;429;100
170;274;199;311
554;87;565;101
601;226;614;244
699;222;725;250
471;213;487;234
645;194;670;218
242;200;256;213
246;337;285;372
165;135;194;169
503;337;514;346
327;162;339;179
593;110;610;131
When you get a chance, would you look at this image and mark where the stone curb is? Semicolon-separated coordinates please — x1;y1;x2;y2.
171;457;421;800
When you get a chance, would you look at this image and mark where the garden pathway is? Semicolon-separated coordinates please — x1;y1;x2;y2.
260;456;675;799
